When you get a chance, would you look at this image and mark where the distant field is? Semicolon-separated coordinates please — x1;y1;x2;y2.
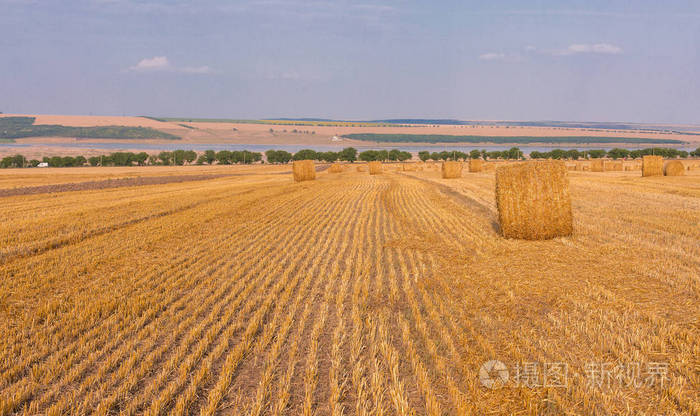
0;117;180;140
342;133;687;145
1;164;698;414
148;116;406;128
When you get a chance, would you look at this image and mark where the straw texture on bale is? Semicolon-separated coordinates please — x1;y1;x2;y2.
329;163;343;173
664;160;685;176
368;161;382;175
642;156;663;177
402;164;417;171
468;159;483;173
356;165;366;172
604;161;623;171
483;163;494;171
495;160;573;240
591;159;604;172
441;161;463;179
292;160;316;182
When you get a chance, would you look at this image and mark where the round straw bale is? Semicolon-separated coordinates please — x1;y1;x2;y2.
495;160;573;240
591;159;604;172
293;160;316;182
441;161;463;178
469;159;483;172
368;161;382;175
604;161;623;171
328;163;343;173
356;165;366;172
664;160;685;176
642;155;663;177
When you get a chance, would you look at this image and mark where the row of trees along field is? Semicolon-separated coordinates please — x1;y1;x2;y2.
530;147;699;159
2;146;699;168
0;150;262;168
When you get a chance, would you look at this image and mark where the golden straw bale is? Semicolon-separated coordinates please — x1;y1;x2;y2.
329;163;343;173
469;159;483;172
356;165;366;172
368;161;382;175
441;161;463;179
402;163;417;172
591;159;604;172
604;161;623;171
624;166;633;171
483;163;493;171
642;156;663;177
495;160;573;240
292;160;316;182
664;160;685;176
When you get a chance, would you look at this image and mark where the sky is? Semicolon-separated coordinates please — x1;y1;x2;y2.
1;0;699;123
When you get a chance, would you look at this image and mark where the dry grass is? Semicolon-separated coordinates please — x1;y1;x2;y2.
494;160;573;240
642;155;664;177
1;165;698;415
664;160;685;176
293;160;316;182
368;161;382;175
441;161;463;179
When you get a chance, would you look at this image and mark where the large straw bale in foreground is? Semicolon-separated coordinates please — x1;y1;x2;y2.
441;161;463;178
293;160;316;182
368;161;382;175
329;163;343;173
605;161;623;171
591;159;604;172
469;159;483;172
664;160;685;176
642;156;663;177
495;160;573;240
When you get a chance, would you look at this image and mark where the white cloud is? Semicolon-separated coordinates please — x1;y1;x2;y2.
129;56;171;71
128;56;214;74
479;52;506;61
555;43;623;56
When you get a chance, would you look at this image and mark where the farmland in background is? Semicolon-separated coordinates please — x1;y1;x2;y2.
0;163;698;415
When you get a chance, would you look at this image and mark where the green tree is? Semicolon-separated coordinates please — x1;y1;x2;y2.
294;149;318;161
159;151;173;165
397;151;412;162
338;147;357;162
418;151;430;162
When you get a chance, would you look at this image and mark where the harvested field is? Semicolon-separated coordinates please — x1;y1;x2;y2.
1;165;698;415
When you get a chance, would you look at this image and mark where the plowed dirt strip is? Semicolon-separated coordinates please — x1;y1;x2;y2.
0;174;232;198
0;168;698;416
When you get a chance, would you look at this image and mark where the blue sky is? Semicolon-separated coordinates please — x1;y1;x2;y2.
1;0;699;123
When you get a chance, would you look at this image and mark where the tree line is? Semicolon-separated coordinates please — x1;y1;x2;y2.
3;146;699;168
0;150;262;168
529;147;700;160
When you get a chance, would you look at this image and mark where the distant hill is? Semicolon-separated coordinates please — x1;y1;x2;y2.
341;133;687;145
0;116;180;140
